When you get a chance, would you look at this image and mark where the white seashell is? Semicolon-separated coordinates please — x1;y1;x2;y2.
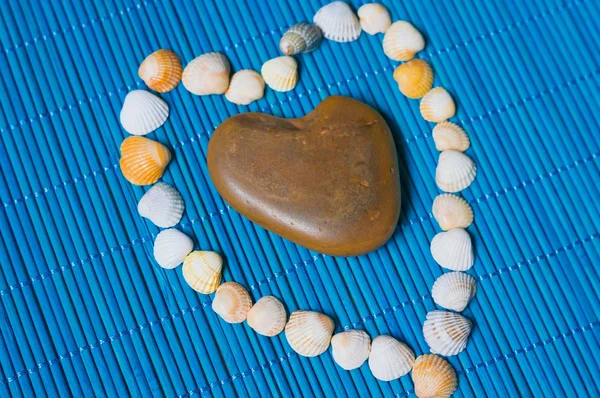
432;272;477;312
436;150;477;193
137;182;184;228
120;90;169;136
420;87;456;123
212;282;252;323
182;251;222;294
331;330;371;370
285;311;334;357
432;193;474;231
383;21;425;61
423;310;472;356
357;3;391;35
430;228;474;271
153;228;193;269
313;1;362;43
433;121;470;152
225;70;265;105
279;23;323;55
261;56;298;92
247;296;287;337
412;354;458;398
182;53;230;96
368;335;415;381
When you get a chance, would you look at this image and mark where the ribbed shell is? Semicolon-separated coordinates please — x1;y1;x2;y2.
436;150;477;193
137;182;184;228
423;311;472;356
247;296;287;337
331;330;371;370
120;90;169;136
120;136;171;186
285;311;334;357
383;21;425;61
279;23;323;55
393;59;433;99
138;49;182;93
368;335;415;381
225;70;265;105
357;3;391;35
153;229;193;269
430;228;474;271
420;87;456;123
212;282;252;323
261;56;298;92
432;193;474;231
432;121;470;152
182;53;230;95
313;1;362;43
432;272;477;312
182;251;223;294
412;354;458;398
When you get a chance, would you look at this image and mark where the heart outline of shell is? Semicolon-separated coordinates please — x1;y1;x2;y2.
120;136;171;186
423;310;472;356
313;1;362;43
412;354;458;398
433;121;470;152
182;52;231;96
420;87;456;123
247;296;287;337
138;49;182;93
120;90;169;136
432;272;477;312
182;251;223;294
383;21;425;61
432;193;474;231
430;228;474;271
225;70;265;105
137;182;185;228
285;310;334;357
357;3;391;35
212;282;253;323
331;329;371;370
368;335;415;381
261;56;298;92
393;59;434;99
279;23;323;55
153;228;194;269
436;150;477;193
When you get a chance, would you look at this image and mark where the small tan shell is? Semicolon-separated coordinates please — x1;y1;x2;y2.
436;150;477;193
182;53;230;96
412;354;458;398
120;136;171;186
357;3;391;35
247;296;287;337
368;335;415;381
383;21;425;61
420;87;456;123
331;330;371;370
393;59;433;99
433;121;470;152
138;49;182;93
261;56;298;92
423;311;472;356
225;70;265;105
182;251;223;294
432;272;477;312
285;310;334;357
212;282;252;323
431;228;474;271
432;193;474;231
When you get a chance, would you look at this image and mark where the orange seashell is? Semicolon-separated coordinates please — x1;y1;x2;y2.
412;354;458;398
120;136;171;186
393;59;433;99
138;49;182;93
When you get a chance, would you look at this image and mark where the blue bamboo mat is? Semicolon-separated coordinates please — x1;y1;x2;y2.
1;0;599;397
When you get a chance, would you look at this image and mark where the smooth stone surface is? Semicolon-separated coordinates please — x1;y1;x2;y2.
208;96;400;256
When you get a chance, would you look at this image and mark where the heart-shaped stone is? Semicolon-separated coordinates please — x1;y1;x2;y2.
207;96;400;256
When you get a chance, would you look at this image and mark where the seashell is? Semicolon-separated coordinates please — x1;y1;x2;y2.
432;193;474;231
420;87;456;123
432;272;477;312
153;228;193;269
383;21;425;61
279;23;323;55
261;56;298;92
212;282;253;323
182;251;223;294
120;136;171;186
423;310;472;356
436;150;477;193
430;228;474;271
225;70;265;105
368;335;415;381
138;49;182;93
120;90;169;136
247;296;287;336
357;3;391;35
285;310;334;357
412;354;458;398
331;330;371;370
313;1;362;43
182;53;230;95
432;121;470;152
393;59;433;99
137;182;184;228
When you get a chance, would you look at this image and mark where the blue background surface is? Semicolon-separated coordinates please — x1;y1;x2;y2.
1;0;599;397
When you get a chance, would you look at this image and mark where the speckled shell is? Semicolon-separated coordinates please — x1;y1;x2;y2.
212;282;252;323
423;311;472;356
433;121;470;152
313;1;362;43
432;193;474;231
261;56;298;92
137;182;184;228
420;87;456;123
412;354;458;398
357;3;391;35
182;251;223;294
368;335;415;381
383;21;425;61
393;59;433;99
431;228;474;271
119;136;171;186
285;311;334;357
225;70;265;105
432;272;477;312
153;229;193;269
247;296;287;337
331;330;371;370
138;49;182;93
279;23;323;55
120;90;169;136
436;150;477;193
182;53;230;95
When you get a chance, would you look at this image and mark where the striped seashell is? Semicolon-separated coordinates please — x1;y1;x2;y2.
225;70;265;105
430;228;474;271
432;121;470;152
368;335;415;381
120;90;169;136
279;23;323;55
261;56;298;92
313;1;362;43
182;251;223;294
393;59;433;99
412;354;458;398
212;282;253;323
182;53;230;96
420;87;456;123
138;49;182;93
383;21;425;61
432;272;477;312
436;150;477;193
137;182;184;228
285;310;334;357
357;3;391;35
247;296;287;337
432;193;474;231
120;136;171;186
331;329;371;370
153;228;193;269
423;310;472;356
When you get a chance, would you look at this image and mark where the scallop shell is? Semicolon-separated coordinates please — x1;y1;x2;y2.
423;311;472;356
313;1;362;43
430;228;474;271
436;150;477;193
357;3;391;35
432;272;477;312
247;296;287;337
212;282;253;323
182;53;230;96
120;136;171;186
285;310;334;357
383;21;425;61
279;23;323;55
393;59;433;99
153;228;193;269
138;49;182;93
120;90;169;136
432;193;474;231
331;330;371;370
368;335;415;381
225;70;265;105
433;121;470;152
420;87;456;123
261;56;298;92
182;251;223;294
137;182;184;228
412;354;458;398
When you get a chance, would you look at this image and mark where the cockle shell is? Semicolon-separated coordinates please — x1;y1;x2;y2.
383;21;425;61
153;228;193;269
436;150;477;193
261;56;298;92
430;228;474;271
368;335;415;381
357;3;391;35
331;330;371;370
285;311;334;357
423;310;472;356
182;251;223;294
412;354;458;398
432;193;474;231
432;272;477;312
120;136;171;186
120;90;169;136
420;87;456;123
433;121;470;152
393;59;433;99
212;282;253;323
182;53;230;96
279;23;323;55
313;1;362;43
225;70;265;105
247;296;287;337
137;182;184;228
138;49;182;93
